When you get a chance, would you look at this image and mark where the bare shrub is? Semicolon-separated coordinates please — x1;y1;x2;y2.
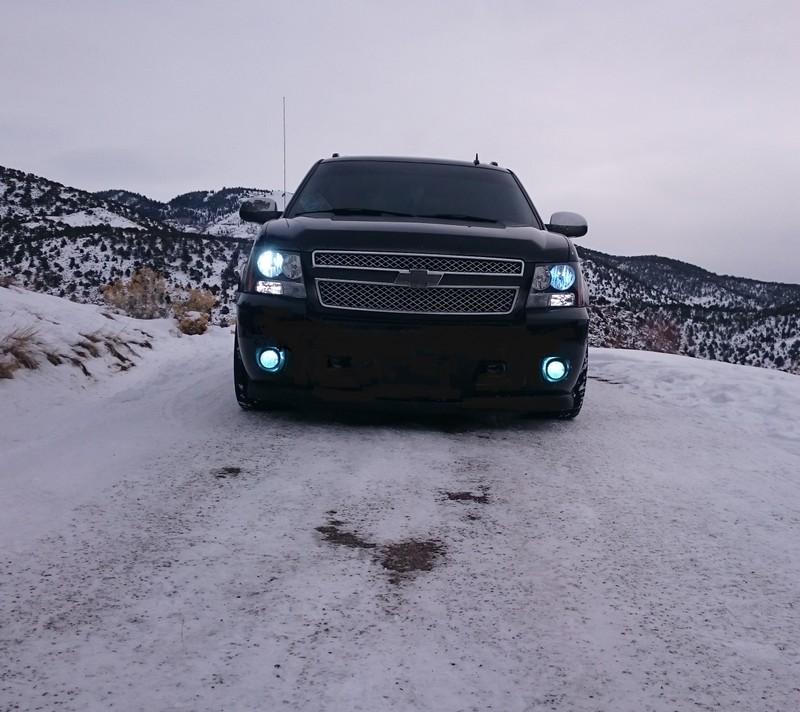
102;268;169;319
177;312;210;335
172;288;216;317
173;288;216;335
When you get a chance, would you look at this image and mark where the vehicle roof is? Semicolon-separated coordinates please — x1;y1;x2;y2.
319;154;512;172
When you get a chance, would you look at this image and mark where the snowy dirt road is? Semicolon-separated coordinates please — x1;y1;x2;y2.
2;319;800;711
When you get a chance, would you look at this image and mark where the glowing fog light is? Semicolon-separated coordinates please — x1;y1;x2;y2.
258;347;285;372
541;356;570;383
549;265;576;291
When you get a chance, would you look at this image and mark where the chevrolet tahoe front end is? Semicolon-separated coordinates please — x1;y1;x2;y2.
234;155;589;416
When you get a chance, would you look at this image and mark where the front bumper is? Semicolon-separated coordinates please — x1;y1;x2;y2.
236;293;588;412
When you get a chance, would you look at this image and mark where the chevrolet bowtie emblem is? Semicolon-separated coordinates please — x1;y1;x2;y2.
394;269;444;288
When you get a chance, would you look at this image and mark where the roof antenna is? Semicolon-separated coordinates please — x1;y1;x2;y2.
474;153;480;165
282;97;287;207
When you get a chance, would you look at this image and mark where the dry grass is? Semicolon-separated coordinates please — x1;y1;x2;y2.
105;331;149;356
45;351;64;366
0;323;154;381
73;339;102;358
103;340;131;365
0;360;16;379
0;326;42;376
68;331;145;372
65;355;91;377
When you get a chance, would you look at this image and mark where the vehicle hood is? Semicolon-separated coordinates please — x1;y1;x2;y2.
257;216;576;262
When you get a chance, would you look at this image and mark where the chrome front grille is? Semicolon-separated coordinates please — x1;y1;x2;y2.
317;279;518;315
313;250;523;276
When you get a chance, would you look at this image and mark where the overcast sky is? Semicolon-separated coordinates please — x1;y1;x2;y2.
1;1;799;283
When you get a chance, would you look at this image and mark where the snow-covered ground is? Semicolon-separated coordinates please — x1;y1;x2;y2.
2;286;799;712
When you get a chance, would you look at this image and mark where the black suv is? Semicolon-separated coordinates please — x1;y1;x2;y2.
235;155;589;416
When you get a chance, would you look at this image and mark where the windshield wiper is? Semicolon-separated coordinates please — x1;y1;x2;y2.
296;208;415;218
418;213;500;224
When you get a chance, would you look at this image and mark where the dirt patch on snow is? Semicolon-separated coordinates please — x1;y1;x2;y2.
316;520;443;582
315;524;376;549
380;540;442;575
214;466;243;479
445;490;489;504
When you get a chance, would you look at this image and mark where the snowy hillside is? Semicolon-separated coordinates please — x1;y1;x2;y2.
2;286;799;711
95;186;292;238
1;166;159;231
2;164;799;374
578;247;800;373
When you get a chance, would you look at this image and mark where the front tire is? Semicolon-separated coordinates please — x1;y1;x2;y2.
555;353;588;420
233;331;260;410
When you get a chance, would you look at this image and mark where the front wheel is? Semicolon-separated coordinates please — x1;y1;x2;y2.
233;331;261;410
555;353;588;420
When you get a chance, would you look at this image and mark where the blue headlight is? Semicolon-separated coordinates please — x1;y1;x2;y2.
256;250;303;280
256;250;283;278
549;265;576;291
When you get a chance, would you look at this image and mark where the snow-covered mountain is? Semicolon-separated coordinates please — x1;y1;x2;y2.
0;165;273;319
578;247;800;372
2;164;799;373
95;186;291;238
2;285;799;711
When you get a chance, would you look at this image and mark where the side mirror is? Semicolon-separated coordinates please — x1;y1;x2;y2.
239;198;282;224
546;211;587;238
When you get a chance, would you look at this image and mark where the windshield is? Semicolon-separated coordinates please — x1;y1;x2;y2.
286;160;540;226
